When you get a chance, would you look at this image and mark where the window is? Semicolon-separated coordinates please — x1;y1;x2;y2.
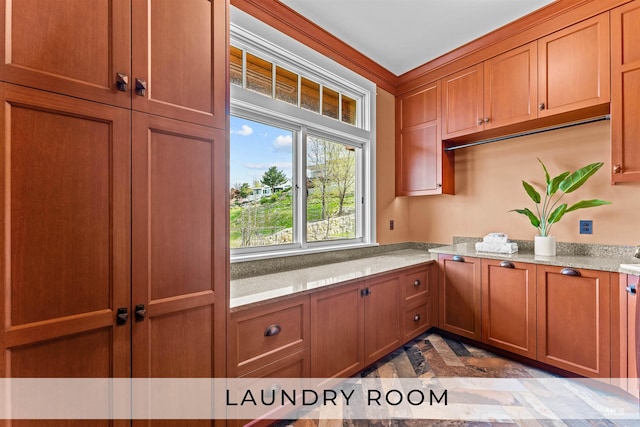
230;11;375;260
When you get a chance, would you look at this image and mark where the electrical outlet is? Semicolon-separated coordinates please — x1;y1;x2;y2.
389;220;394;230
579;220;592;234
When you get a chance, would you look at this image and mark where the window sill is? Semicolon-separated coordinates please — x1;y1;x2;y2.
230;242;379;264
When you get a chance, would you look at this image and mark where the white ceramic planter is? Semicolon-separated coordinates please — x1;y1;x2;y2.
535;235;556;256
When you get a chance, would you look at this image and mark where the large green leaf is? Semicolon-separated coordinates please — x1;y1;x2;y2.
538;158;550;186
511;208;540;228
559;162;604;193
565;199;612;212
548;171;570;196
548;203;567;224
522;180;541;204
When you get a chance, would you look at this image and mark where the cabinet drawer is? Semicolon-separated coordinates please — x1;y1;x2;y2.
404;301;430;341
403;267;428;302
229;295;310;377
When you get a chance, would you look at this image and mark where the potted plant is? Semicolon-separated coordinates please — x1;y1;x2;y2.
511;159;611;256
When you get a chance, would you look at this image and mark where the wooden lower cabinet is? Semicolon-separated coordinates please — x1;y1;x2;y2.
537;265;611;377
402;264;436;342
438;254;482;340
629;275;639;397
481;260;536;359
614;274;639;398
310;282;365;379
363;274;402;366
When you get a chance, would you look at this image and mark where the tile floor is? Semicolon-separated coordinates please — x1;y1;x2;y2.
272;331;640;427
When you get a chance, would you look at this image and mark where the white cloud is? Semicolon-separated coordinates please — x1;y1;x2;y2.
231;124;253;136
272;134;292;150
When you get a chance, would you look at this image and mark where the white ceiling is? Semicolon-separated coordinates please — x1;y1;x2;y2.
279;0;556;76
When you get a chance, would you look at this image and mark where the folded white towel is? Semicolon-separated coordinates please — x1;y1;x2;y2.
475;241;518;254
483;233;509;243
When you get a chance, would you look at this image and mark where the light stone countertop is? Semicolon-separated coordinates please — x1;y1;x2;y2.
429;243;640;275
230;249;436;310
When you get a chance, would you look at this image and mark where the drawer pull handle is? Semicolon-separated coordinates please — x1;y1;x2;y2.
413;314;421;322
627;284;637;295
499;261;515;268
413;279;421;287
264;324;281;337
560;268;581;277
116;72;128;92
452;255;465;262
135;304;146;321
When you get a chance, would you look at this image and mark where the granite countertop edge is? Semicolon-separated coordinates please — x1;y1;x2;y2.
429;243;640;275
230;243;640;312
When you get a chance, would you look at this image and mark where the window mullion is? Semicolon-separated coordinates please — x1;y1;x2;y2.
299;126;308;248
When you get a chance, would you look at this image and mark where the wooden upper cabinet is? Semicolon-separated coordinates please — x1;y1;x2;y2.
396;81;454;196
611;0;640;183
132;0;226;129
483;42;538;129
0;0;131;108
538;13;610;117
536;265;611;377
442;64;484;139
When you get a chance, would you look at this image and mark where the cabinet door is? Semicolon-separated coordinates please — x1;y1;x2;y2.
364;274;402;366
0;0;131;108
611;1;640;183
482;260;536;359
442;64;484;139
438;254;481;341
131;113;225;385
396;82;454;196
311;282;364;379
483;42;538;129
537;266;610;377
0;84;131;426
132;0;226;129
538;13;610;117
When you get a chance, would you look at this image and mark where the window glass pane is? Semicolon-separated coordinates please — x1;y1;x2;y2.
230;116;293;248
342;95;357;125
246;53;273;97
322;87;339;119
306;136;357;242
230;46;243;87
275;66;298;106
300;77;320;113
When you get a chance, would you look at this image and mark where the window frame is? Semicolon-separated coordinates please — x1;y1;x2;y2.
230;8;377;262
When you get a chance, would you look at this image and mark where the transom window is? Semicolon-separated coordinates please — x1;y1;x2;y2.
230;10;376;260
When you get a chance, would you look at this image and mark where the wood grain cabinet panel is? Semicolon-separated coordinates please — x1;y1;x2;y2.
538;13;610;117
396;82;454;196
442;64;484;139
0;0;131;108
483;42;538;129
364;274;402;366
627;275;639;397
481;260;536;359
438;254;481;341
536;265;611;377
311;282;365;379
611;0;640;183
132;0;226;128
402;263;437;342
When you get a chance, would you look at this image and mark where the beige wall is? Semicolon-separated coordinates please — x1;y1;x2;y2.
375;90;640;247
376;88;410;244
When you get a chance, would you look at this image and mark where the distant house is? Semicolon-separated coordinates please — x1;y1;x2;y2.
247;183;291;202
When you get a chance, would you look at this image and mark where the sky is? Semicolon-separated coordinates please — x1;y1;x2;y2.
229;116;293;189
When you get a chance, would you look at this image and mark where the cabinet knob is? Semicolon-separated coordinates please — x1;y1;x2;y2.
539;102;546;111
135;78;147;96
116;307;128;325
627;284;637;295
452;255;465;262
264;324;281;337
560;267;581;277
135;304;146;321
413;279;421;287
116;73;129;92
477;118;484;126
484;117;490;123
613;164;622;174
499;261;515;268
413;314;421;322
361;288;371;297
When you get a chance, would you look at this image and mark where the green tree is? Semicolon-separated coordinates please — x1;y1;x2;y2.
238;182;252;198
261;166;288;192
